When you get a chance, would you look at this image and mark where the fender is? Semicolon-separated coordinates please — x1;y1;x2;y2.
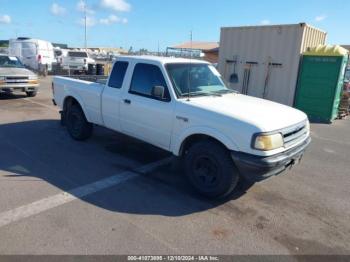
171;126;240;156
63;90;91;123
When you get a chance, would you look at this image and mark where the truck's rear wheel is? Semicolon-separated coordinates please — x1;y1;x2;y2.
184;140;239;199
66;105;93;141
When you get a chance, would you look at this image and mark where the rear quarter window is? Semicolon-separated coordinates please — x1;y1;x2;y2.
108;61;129;89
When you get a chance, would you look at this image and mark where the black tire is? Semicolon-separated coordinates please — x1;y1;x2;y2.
66;104;93;141
184;140;240;199
26;91;37;97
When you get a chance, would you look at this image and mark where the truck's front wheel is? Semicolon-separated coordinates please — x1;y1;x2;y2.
66;105;93;141
184;140;239;199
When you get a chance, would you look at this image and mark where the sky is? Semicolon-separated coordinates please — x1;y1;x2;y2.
0;0;349;51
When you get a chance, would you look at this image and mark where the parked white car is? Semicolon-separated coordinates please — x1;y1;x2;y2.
53;48;68;66
9;38;55;76
52;56;311;198
61;51;95;73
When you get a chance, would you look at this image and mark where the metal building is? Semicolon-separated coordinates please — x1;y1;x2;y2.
218;23;327;106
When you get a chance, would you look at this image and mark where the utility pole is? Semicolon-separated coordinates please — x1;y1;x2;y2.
84;0;87;50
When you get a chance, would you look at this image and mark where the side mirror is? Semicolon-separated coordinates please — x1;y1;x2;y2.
152;85;166;100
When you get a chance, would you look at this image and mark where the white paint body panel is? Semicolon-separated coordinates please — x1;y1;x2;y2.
53;56;309;157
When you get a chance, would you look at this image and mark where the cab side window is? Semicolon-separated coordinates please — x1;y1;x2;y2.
129;63;170;101
108;61;129;89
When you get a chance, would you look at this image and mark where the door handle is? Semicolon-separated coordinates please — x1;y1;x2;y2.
123;99;131;104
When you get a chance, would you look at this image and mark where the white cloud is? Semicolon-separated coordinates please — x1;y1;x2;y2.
315;15;327;22
77;0;95;14
0;14;11;24
101;0;131;12
99;14;128;25
260;19;271;25
78;16;96;27
51;3;66;16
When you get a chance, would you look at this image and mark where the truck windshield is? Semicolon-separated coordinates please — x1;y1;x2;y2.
68;52;88;58
55;50;63;57
166;63;235;98
0;56;24;68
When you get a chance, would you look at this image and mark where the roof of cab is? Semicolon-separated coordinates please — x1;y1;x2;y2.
117;55;209;64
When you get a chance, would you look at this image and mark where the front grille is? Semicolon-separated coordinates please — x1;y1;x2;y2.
5;76;29;84
282;122;308;149
6;77;28;80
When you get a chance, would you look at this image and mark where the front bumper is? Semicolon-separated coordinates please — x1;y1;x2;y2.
231;137;311;182
0;84;39;93
63;65;87;71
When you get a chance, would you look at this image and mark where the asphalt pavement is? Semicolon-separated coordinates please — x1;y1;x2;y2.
0;76;349;255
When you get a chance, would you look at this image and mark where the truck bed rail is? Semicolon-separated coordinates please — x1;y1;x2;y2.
60;75;108;85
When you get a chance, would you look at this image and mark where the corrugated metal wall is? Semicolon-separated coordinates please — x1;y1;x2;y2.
218;23;326;106
300;25;327;53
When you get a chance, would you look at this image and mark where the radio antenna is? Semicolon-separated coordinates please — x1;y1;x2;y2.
84;0;87;51
187;30;193;101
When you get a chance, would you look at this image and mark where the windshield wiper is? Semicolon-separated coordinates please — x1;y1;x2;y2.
213;89;237;94
182;91;222;98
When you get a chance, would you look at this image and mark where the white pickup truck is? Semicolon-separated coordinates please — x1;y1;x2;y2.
61;51;95;73
52;56;311;198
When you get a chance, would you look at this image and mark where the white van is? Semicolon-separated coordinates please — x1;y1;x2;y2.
9;38;55;75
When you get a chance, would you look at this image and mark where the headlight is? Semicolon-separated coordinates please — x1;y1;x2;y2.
306;121;310;133
28;75;38;80
28;75;39;84
253;133;284;151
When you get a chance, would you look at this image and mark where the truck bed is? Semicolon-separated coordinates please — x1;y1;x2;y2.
53;75;106;125
61;75;108;85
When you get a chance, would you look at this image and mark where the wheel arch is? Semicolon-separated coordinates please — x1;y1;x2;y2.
173;128;239;157
63;95;90;122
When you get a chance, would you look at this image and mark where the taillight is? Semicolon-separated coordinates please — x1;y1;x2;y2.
38;54;42;62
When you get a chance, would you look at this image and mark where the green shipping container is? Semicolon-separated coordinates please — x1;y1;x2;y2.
295;45;349;123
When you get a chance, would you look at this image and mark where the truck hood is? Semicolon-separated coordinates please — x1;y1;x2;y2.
184;93;307;132
0;67;36;77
